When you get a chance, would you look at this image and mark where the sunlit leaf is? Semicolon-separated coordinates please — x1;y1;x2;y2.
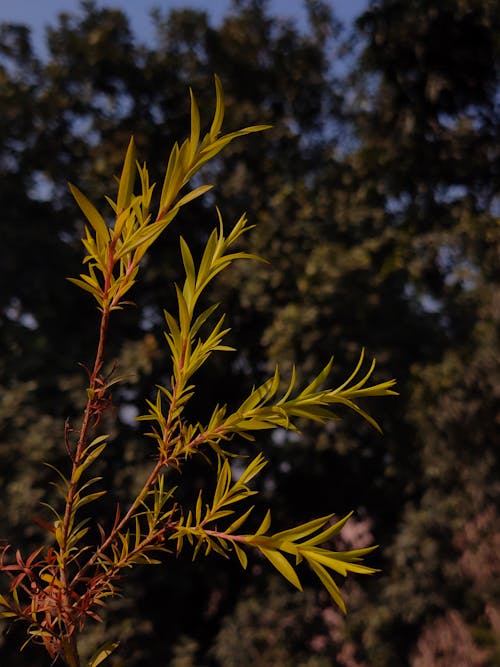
69;184;109;243
258;547;302;591
117;137;137;212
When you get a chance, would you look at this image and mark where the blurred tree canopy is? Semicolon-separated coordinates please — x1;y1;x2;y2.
0;0;498;664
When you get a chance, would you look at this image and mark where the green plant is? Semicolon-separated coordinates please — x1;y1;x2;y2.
0;77;396;667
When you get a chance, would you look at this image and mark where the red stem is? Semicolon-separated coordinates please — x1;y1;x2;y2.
57;242;118;666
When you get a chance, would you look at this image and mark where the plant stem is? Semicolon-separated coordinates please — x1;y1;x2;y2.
71;457;165;586
58;305;111;666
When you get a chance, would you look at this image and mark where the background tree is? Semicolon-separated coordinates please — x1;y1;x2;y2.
0;0;498;664
344;2;500;664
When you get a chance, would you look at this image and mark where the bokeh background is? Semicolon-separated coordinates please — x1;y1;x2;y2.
0;0;499;665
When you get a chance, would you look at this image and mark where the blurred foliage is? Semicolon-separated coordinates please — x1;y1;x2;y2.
0;0;498;664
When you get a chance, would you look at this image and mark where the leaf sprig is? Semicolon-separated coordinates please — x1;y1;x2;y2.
68;75;270;312
0;77;396;666
170;453;378;614
138;212;396;467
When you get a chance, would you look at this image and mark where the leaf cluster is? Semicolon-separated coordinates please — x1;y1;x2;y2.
68;76;269;312
171;453;378;614
0;77;395;666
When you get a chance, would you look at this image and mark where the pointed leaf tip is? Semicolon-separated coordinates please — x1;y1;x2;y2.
87;640;120;667
69;183;109;242
117;137;137;212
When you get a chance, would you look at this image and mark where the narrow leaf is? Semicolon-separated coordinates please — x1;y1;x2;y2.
258;547;302;591
210;74;225;139
117;138;137;212
87;641;120;667
189;88;200;156
272;514;334;543
255;509;271;536
304;512;353;547
307;558;346;613
233;542;248;569
225;506;254;534
176;184;213;209
69;184;109;242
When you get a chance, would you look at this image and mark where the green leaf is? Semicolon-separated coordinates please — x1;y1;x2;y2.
160;142;180;211
176;183;213;209
303;512;353;547
297;358;334;398
180;236;196;296
117;137;137;212
69;184;109;243
237;378;274;413
213;459;231;506
330;349;365;395
87;641;120;667
258;546;302;591
115;207;179;259
210;74;225;139
66;526;90;547
307;559;347;614
189;88;201;158
67;277;102;300
195;490;203;525
85;434;109;450
255;509;271;536
73;490;107;511
225;506;254;534
175;283;191;333
285;404;337;423
233;542;248;569
272;514;334;543
326;396;383;433
190;303;219;337
302;546;378;577
74;442;108;481
327;545;379;562
237;453;268;485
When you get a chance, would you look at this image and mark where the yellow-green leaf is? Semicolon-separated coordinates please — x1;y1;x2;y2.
160;142;180;212
255;509;271;536
189;88;200;157
258;546;302;591
233;541;248;569
210;74;225;139
73;490;107;511
225;506;254;534
307;558;346;613
87;641;120;667
67;277;102;301
176;184;213;209
180;236;196;300
303;512;353;547
69;183;109;243
117;137;136;212
272;514;334;544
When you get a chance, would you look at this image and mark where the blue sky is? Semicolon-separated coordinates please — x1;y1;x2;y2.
0;1;367;54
